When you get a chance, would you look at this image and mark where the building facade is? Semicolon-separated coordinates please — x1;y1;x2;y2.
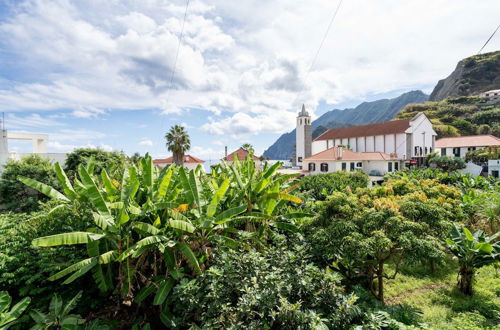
303;146;401;176
223;147;260;167
153;154;205;171
295;104;312;167
435;135;500;159
311;113;436;163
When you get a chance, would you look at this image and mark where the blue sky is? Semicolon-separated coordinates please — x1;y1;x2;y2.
1;0;499;161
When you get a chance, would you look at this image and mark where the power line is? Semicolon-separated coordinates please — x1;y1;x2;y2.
478;23;500;54
292;0;343;109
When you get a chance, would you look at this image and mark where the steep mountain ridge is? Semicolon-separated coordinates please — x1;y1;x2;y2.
429;51;500;101
263;90;428;160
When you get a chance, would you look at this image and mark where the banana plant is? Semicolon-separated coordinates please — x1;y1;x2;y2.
445;224;500;295
19;155;200;301
30;292;84;330
0;292;30;330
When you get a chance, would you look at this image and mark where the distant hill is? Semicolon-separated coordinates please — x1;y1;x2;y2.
429;51;500;101
263;90;428;160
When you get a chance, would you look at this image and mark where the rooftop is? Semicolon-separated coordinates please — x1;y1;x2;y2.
304;146;397;161
223;147;259;161
314;118;411;141
153;154;205;164
435;135;500;148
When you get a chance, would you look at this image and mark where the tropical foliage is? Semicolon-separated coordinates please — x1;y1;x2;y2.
30;292;85;330
0;291;30;330
165;125;191;165
428;155;466;171
298;170;369;201
63;148;127;181
444;225;499;295
0;155;59;212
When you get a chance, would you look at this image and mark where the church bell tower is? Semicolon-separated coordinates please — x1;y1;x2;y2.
296;104;312;168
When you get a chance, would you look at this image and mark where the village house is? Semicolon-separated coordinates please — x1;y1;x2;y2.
296;105;437;175
153;154;205;170
435;135;500;159
223;147;260;166
302;145;401;176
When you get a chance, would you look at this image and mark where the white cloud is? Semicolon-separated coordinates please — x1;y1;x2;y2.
138;139;153;146
4;113;64;129
0;0;499;139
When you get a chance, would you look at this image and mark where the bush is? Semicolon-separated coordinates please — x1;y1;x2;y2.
64;148;127;180
429;156;466;171
299;171;369;200
471;109;500;125
170;246;362;329
0;155;59;212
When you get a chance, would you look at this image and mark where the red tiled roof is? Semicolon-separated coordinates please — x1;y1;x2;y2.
153;154;205;164
314;118;411;141
303;146;398;161
435;135;500;148
223;147;259;161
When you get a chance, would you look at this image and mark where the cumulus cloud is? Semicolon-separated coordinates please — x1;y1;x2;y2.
0;0;499;139
138;139;153;146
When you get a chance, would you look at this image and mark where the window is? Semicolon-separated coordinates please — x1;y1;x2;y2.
308;163;316;171
342;162;346;170
430;147;433;153
356;162;363;168
468;147;476;151
419;147;423;155
441;148;446;156
425;147;428;154
298;157;302;162
388;162;393;172
453;148;461;158
492;170;499;178
320;163;328;172
394;162;399;171
350;162;355;171
414;146;418;156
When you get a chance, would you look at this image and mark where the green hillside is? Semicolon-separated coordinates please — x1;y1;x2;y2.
396;96;500;137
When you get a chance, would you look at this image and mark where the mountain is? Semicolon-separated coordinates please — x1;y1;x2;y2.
429;51;500;101
263;90;428;160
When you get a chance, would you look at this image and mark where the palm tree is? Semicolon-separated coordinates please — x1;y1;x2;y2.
242;143;254;155
165;125;191;166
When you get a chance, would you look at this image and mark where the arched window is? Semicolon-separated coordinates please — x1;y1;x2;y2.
320;163;328;172
308;163;316;171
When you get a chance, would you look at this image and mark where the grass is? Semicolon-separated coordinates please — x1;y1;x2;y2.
383;258;500;329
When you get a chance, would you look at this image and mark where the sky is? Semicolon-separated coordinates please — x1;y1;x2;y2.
0;0;499;162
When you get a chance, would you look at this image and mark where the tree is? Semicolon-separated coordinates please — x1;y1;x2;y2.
444;225;499;295
429;156;466;171
129;152;142;164
64;148;127;180
0;155;59;212
241;143;254;155
165;125;190;166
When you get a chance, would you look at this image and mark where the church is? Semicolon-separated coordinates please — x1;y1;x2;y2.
295;105;436;175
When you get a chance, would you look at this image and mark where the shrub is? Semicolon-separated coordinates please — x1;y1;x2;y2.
471;109;500;125
170;246;361;329
0;155;59;212
299;171;369;200
63;148;127;180
429;156;466;171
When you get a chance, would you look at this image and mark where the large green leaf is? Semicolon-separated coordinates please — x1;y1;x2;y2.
133;222;160;235
153;278;175;305
101;169;118;196
176;243;202;275
135;285;156;304
168;220;195;233
214;205;247;224
33;232;104;247
54;163;77;200
18;176;69;201
48;257;97;281
0;294;30;328
155;167;173;200
262;192;302;204
0;291;11;314
78;165;110;215
207;179;229;217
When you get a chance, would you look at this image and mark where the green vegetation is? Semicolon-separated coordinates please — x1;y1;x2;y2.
0;152;498;328
429;155;466;171
0;291;30;330
63;148;127;180
165;124;191;165
465;147;500;163
0;155;59;212
397;97;500;138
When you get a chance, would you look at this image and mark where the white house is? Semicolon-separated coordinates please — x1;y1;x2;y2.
479;89;500;102
435;135;500;159
303;146;402;176
488;159;500;178
153;155;205;171
0;129;67;173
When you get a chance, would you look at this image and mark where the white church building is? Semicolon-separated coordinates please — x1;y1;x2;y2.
296;106;437;175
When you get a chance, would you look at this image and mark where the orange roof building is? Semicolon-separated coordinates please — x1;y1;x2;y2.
223;147;259;162
153;154;205;170
435;135;500;159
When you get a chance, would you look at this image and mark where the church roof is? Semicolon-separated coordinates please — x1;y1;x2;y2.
298;104;309;117
153;154;205;164
435;135;500;148
304;146;397;161
314;118;411;141
223;147;259;161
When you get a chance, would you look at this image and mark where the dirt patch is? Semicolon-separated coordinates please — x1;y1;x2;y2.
385;282;451;305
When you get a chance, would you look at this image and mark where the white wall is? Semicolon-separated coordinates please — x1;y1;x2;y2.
303;159;401;176
395;133;406;159
312;140;327;155
436;146;485;159
488;159;500;178
409;114;436;157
